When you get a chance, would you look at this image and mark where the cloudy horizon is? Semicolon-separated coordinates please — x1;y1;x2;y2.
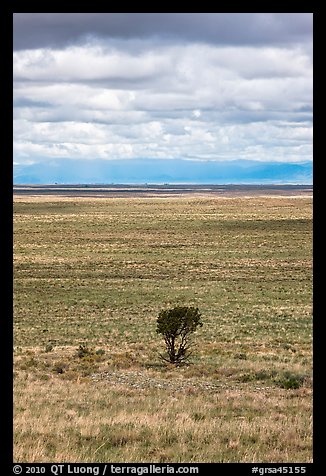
13;13;313;184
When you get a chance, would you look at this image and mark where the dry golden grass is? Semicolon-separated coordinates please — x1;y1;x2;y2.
14;371;312;463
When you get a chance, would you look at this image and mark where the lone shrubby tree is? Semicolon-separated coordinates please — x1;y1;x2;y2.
156;306;203;365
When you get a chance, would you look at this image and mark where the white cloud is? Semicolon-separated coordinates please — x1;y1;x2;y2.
13;40;313;165
192;109;201;118
13;45;173;82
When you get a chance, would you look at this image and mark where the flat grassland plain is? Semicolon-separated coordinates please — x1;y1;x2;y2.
13;185;313;463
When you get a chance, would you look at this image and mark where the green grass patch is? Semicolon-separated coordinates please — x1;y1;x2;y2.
14;195;312;462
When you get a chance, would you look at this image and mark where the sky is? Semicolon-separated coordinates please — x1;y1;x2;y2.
13;13;313;184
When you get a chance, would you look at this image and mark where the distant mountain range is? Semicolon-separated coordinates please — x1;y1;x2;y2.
13;158;313;184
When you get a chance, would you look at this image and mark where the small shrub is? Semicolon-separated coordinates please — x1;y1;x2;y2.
255;369;277;381
238;369;277;383
45;344;54;353
77;344;93;359
96;349;105;356
274;371;306;389
156;306;203;365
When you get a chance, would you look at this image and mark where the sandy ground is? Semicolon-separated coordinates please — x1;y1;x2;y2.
13;184;313;199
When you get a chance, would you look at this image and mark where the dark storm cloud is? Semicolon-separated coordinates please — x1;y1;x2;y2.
13;13;312;51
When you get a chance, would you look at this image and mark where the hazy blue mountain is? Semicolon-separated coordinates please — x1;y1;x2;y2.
13;158;313;184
